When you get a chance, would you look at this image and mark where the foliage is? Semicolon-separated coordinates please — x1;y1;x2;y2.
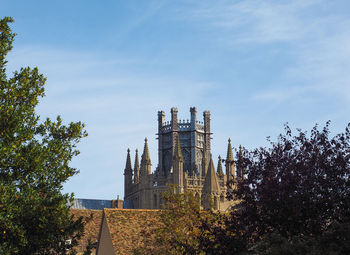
249;219;350;255
83;239;94;255
158;187;202;254
198;209;247;255
0;17;87;254
137;186;247;255
135;187;204;254
231;122;350;254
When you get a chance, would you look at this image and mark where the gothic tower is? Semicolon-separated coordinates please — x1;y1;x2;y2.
123;107;237;211
157;107;211;178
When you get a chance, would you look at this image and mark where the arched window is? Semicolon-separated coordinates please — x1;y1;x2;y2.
214;196;218;210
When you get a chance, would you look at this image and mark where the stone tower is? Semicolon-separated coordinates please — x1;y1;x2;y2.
157;107;211;179
123;107;239;211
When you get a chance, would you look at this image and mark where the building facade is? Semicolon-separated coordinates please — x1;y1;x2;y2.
123;107;241;211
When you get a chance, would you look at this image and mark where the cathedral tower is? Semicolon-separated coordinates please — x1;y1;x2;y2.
157;107;211;177
123;107;237;211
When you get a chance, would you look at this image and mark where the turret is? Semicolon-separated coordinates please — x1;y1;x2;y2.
171;107;179;163
190;107;197;130
171;107;179;132
134;149;140;183
124;149;133;196
203;110;211;171
173;135;184;192
225;138;235;184
190;107;197;175
157;111;165;176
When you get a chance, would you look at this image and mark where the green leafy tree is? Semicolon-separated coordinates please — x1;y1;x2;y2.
158;188;202;254
136;186;246;255
135;187;204;254
0;17;87;254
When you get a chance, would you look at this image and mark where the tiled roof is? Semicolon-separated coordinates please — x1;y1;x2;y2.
70;209;103;255
103;209;161;254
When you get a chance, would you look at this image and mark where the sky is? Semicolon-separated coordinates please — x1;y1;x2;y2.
2;0;350;199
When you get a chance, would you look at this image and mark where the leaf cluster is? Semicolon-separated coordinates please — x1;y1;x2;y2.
231;122;350;254
0;17;87;254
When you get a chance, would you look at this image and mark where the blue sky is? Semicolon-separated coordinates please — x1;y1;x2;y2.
2;0;350;199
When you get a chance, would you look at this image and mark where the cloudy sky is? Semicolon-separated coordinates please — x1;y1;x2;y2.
2;0;350;199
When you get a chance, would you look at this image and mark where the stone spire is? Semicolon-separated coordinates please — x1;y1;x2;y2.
217;155;224;178
203;155;221;194
225;138;235;183
226;138;234;162
141;137;151;164
124;148;132;173
140;137;151;176
134;149;140;183
124;149;133;197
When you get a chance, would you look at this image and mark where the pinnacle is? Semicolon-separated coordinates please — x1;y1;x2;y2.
134;149;140;183
134;149;139;170
203;155;220;194
226;138;234;162
173;135;183;161
124;148;132;174
141;137;151;163
217;155;224;177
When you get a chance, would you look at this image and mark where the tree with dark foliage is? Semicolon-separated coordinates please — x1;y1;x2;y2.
139;122;350;254
0;17;87;254
231;122;350;254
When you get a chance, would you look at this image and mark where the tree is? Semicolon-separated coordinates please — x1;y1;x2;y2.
136;187;203;254
0;17;87;254
136;186;247;255
231;122;350;254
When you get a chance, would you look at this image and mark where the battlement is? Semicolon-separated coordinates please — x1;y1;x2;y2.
160;121;204;132
158;107;209;134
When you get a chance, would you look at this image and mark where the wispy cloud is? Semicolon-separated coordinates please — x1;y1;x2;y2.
6;45;220;198
187;0;323;43
183;0;350;102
